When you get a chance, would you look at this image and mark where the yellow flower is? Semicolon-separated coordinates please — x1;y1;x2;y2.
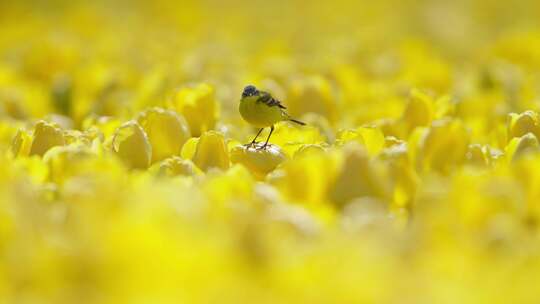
157;156;201;177
380;139;419;208
4;2;540;302
10;129;33;157
466;144;492;167
29;120;66;157
191;131;230;171
230;144;287;179
200;165;260;216
270;146;338;205
82;115;122;139
336;126;385;157
43;144;95;185
112;121;152;169
505;132;540;161
416;118;469;173
400;89;434;136
260;123;326;157
329;143;390;207
293;144;326;158
137;107;191;163
507;110;540;141
168;83;218;136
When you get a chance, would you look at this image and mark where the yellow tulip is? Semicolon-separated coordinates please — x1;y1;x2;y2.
270;147;338;205
82;115;122;139
400;89;434;135
466;144;492;167
417;118;469;173
262;123;326;157
200;164;258;215
336;126;385;157
29;120;66;157
43;144;95;184
329;143;390;207
112;121;152;169
10;129;33;157
293;144;326;158
505;132;540;161
137;107;191;163
3;2;540;303
230;144;287;179
168;83;218;136
191;131;230;171
507;111;540;140
380;140;419;208
157;156;201;177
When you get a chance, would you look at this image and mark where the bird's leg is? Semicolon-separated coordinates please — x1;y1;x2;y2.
247;128;264;147
259;125;274;150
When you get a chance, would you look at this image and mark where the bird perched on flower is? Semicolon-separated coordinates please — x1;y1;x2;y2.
239;85;305;149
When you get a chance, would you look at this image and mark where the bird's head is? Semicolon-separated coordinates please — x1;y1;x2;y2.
242;85;258;98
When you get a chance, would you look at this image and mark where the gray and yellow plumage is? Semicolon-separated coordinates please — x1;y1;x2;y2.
239;85;305;148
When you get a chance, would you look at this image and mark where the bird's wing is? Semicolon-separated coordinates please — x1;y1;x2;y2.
258;91;286;109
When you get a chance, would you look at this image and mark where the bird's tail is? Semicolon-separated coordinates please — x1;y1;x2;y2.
288;118;306;126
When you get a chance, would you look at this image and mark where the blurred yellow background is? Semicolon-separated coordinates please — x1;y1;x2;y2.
2;0;540;303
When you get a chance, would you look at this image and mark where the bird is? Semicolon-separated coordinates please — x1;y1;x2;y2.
239;85;305;149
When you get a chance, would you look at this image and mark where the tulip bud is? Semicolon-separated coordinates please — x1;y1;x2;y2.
507;111;540;140
269;147;338;204
418;118;469;173
169;83;218;136
112;121;152;169
158;156;201;177
82;115;122;139
137;107;191;163
29;120;66;156
380;141;419;208
63;130;87;145
230;144;287;179
200;165;256;211
43;145;95;184
192;131;230;171
266;123;326;157
10;129;33;157
401;89;434;133
336;126;385;157
329;143;390;207
294;144;326;158
505;133;540;161
466;144;491;167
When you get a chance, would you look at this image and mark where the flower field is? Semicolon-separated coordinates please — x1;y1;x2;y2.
2;0;540;303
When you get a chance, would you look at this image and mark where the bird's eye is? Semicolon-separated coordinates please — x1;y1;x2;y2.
242;85;257;97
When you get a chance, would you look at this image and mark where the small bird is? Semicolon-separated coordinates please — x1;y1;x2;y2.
239;85;305;149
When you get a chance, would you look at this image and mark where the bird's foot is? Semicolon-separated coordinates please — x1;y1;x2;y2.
256;143;269;150
244;141;258;149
